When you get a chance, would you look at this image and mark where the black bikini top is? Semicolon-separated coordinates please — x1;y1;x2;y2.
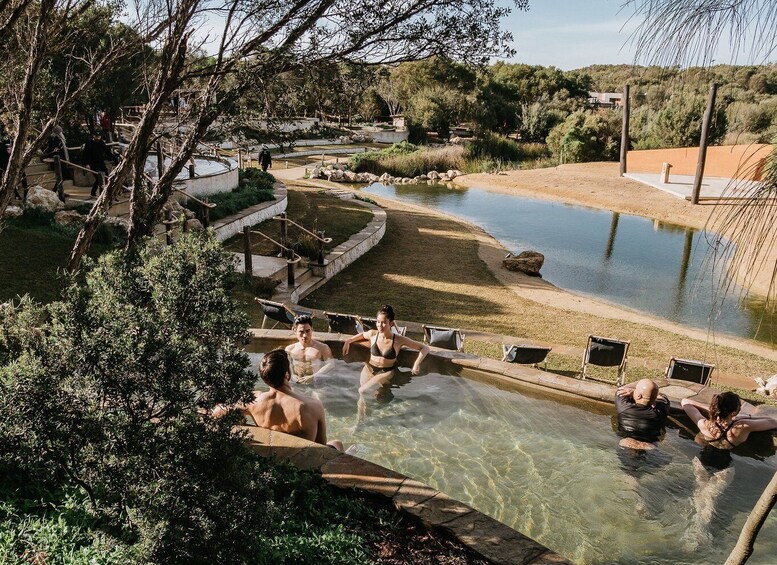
370;334;397;359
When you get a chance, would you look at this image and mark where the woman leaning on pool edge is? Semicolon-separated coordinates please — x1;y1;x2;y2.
681;392;777;447
342;305;430;377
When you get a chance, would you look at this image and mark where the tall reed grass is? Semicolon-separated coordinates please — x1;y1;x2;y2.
350;136;553;178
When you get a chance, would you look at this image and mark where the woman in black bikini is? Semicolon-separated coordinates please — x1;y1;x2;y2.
342;305;429;396
680;392;777;548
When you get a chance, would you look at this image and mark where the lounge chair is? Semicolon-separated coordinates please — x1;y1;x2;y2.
580;335;630;386
360;316;406;335
255;298;312;329
423;325;464;351
665;357;714;386
502;344;552;371
324;311;363;335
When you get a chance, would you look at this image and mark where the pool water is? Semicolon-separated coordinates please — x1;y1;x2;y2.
145;154;231;179
247;352;777;565
359;182;776;343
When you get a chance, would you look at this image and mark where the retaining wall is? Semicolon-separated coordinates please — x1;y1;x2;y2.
309;200;386;283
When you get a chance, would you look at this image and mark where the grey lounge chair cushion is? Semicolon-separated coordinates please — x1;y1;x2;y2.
326;313;362;335
427;328;462;350
504;345;551;365
588;338;627;367
668;359;713;384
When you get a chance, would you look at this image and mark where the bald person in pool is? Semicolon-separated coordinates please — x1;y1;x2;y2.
615;379;670;450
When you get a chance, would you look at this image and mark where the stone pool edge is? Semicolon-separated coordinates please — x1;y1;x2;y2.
238;424;570;565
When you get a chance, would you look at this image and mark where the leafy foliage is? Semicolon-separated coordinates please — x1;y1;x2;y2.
206;168;275;221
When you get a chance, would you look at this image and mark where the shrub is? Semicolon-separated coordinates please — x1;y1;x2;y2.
0;233;264;562
206;167;275;221
348;141;419;172
466;132;522;162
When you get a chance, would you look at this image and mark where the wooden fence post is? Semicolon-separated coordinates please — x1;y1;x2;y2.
243;226;253;276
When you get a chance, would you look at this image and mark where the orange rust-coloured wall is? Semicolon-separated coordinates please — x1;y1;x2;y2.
626;144;772;180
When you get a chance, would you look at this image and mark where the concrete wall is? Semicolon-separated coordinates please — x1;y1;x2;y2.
627;144;772;180
371;130;409;144
187;164;239;198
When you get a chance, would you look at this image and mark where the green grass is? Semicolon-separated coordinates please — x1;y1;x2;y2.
224;189;373;258
0;218;115;304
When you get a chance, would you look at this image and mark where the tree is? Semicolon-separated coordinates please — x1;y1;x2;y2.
0;0;148;215
65;0;529;271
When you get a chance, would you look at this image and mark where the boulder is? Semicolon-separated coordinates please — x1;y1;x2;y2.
105;216;130;233
2;205;23;218
185;218;204;231
427;171;440;180
343;170;357;182
447;169;458;179
502;251;545;277
54;210;85;227
379;172;391;183
333;169;344;181
25;186;63;213
365;173;379;182
401;177;412;184
417;174;428;181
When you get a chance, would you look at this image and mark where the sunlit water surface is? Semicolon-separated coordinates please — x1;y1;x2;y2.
247;352;777;565
359;182;776;343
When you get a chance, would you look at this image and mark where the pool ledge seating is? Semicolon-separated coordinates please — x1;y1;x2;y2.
239;425;571;565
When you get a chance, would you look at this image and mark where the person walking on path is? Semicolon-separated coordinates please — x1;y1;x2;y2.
82;129;112;197
258;145;272;172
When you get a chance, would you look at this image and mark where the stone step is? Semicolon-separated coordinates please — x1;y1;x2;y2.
25;162;52;176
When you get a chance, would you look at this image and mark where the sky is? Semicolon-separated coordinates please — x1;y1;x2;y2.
503;0;746;70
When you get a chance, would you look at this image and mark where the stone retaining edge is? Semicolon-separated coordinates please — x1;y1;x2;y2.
211;181;288;242
307;200;386;284
238;424;570;565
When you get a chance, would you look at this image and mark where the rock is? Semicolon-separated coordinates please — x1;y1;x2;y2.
105;216;130;233
343;171;357;182
365;173;379;182
439;174;450;182
453;169;464;177
413;176;422;183
417;174;428;181
379;173;391;183
185;218;203;231
54;210;85;227
25;186;63;213
401;177;412;184
2;205;22;218
447;169;458;179
427;171;440;180
502;251;545;277
334;169;344;181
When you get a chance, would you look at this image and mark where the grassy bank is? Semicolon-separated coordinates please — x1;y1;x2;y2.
0;216;117;304
301;195;777;392
349;137;552;177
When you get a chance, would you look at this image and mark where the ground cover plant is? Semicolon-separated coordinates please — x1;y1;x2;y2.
206;167;275;222
0;231;490;562
0;212;119;304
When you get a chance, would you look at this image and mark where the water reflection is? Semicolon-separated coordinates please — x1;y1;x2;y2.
360;182;776;343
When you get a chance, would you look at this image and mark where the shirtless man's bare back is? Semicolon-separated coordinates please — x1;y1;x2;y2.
285;315;334;384
214;349;342;450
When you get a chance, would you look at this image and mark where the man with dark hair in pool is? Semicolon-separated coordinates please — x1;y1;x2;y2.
213;349;342;451
285;315;334;384
616;379;670;449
